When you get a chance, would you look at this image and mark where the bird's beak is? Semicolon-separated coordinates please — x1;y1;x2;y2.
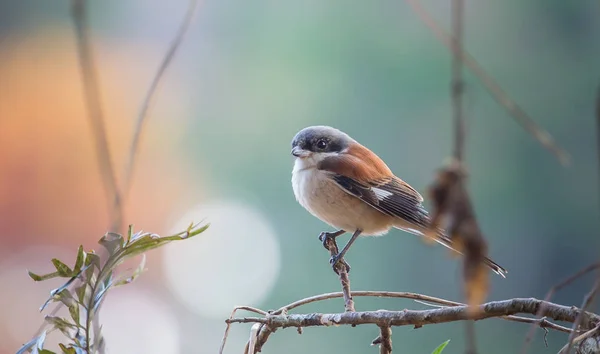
291;146;310;158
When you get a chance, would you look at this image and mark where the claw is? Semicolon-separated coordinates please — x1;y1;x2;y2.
319;231;334;250
329;254;351;274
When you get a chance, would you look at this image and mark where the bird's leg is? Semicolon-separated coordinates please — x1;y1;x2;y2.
318;229;346;250
329;229;362;273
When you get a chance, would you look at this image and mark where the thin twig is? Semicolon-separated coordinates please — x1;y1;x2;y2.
277;291;460;314
71;0;123;232
522;262;600;354
322;236;355;312
122;0;199;197
558;325;600;354
404;0;570;166
563;279;600;353
219;306;268;354
376;326;393;354
596;83;600;232
451;0;465;162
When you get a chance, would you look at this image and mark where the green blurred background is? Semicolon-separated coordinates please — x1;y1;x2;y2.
0;0;599;353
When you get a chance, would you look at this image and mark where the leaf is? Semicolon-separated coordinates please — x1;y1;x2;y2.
73;246;85;273
51;259;73;277
126;224;135;244
114;254;146;287
36;330;47;350
67;300;80;326
45;316;76;337
59;344;76;354
39;350;56;354
122;223;209;259
431;339;450;354
16;337;39;354
40;276;78;312
75;283;88;304
28;270;61;282
99;232;124;255
84;252;101;281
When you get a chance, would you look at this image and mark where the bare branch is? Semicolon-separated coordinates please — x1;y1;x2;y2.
277;291;461;314
523;262;600;353
374;326;392;354
321;235;355;312
451;0;465;162
71;0;123;232
404;0;570;166
225;296;597;353
219;306;268;354
559;325;600;354
227;298;600;329
122;0;199;197
563;279;600;353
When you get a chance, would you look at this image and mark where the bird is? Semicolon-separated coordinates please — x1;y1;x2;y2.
290;125;507;277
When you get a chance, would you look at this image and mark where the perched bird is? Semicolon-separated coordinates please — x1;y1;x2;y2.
290;125;507;277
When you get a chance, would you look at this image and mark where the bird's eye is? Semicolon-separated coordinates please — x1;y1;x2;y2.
316;139;328;149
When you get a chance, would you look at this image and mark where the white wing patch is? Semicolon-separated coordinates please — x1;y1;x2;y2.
372;187;394;200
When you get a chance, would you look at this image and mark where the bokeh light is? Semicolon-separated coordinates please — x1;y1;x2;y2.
0;246;74;352
101;288;180;354
162;200;281;319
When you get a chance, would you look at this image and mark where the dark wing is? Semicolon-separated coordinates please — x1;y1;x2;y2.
317;148;429;228
331;174;429;227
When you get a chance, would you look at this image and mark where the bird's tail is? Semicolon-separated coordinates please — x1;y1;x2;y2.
395;225;508;278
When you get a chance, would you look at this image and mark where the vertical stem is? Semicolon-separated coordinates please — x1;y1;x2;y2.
451;0;465;162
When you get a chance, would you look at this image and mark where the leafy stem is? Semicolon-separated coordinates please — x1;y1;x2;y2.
18;222;208;354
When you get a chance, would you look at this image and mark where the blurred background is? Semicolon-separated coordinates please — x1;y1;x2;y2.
1;0;599;353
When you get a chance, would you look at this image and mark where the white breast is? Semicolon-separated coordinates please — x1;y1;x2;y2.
291;158;394;236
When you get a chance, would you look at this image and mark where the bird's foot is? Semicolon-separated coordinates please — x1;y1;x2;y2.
329;253;351;274
319;231;338;250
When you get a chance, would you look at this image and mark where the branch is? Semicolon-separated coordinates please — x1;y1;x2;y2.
227;298;600;329
321;235;355;312
71;0;123;232
122;0;199;197
371;326;392;354
563;279;600;353
224;293;593;353
522;262;600;353
404;0;570;166
451;0;465;162
559;325;600;354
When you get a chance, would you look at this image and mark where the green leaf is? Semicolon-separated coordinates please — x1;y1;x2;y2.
45;316;76;337
114;254;146;287
99;232;124;255
58;344;76;354
35;330;47;350
16;337;38;354
431;339;450;354
84;252;101;281
51;259;73;277
123;223;209;259
67;300;80;326
75;283;88;304
73;246;85;273
39;350;56;354
126;224;135;245
28;270;61;282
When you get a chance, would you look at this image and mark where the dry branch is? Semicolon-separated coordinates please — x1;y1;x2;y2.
320;234;355;312
123;0;199;196
404;0;570;166
228;298;599;329
224;294;598;353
